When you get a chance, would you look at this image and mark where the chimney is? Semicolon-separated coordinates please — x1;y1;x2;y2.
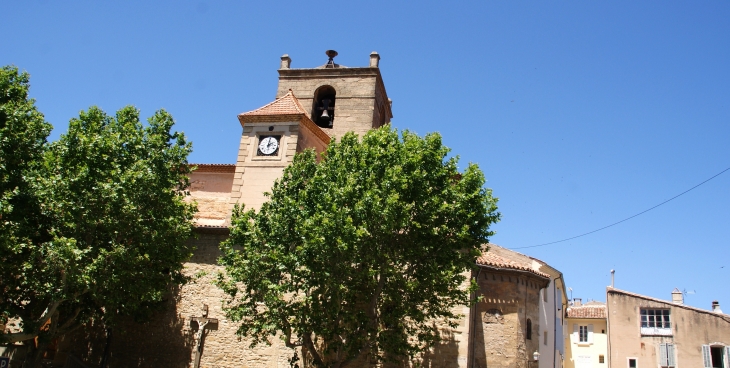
280;54;291;69
671;288;683;305
610;269;615;287
712;301;723;314
574;298;582;306
369;51;380;68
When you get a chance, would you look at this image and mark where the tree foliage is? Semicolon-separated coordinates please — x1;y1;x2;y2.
218;127;500;367
0;66;196;364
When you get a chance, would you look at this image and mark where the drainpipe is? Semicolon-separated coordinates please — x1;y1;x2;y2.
553;274;564;368
469;266;483;368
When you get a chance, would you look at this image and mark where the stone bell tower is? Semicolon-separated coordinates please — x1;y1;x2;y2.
228;51;393;213
276;50;393;139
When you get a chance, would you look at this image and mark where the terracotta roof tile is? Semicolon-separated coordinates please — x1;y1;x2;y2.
567;302;607;319
236;90;332;144
476;250;550;279
238;89;308;123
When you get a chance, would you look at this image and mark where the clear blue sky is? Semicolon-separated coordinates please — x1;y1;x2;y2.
3;1;729;311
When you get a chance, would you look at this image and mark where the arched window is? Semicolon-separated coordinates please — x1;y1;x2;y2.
526;318;532;340
311;85;336;128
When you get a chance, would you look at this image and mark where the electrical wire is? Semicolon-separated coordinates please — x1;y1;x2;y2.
510;166;730;250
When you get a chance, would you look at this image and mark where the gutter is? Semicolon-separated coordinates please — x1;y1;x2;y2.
476;264;551;283
553;273;564;368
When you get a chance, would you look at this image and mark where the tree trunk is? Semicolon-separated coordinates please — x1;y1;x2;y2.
24;339;49;368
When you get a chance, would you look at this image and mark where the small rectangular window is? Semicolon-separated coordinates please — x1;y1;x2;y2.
579;325;588;342
544;331;548;345
599;355;605;364
628;358;637;368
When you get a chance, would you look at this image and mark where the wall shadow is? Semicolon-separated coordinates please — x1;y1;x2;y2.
54;284;194;368
419;328;460;368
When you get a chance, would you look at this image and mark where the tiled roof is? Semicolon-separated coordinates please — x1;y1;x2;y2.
567;302;607;319
238;89;308;123
236;90;332;144
476;249;550;279
190;163;236;173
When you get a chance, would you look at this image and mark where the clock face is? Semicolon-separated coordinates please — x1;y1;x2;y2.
257;135;280;156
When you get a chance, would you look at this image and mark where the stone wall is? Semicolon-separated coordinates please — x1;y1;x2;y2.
471;269;547;368
55;232;299;368
189;171;234;226
276;68;391;140
51;233;560;368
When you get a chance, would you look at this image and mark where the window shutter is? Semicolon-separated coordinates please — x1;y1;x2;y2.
588;324;594;344
725;346;730;368
702;345;711;368
666;343;675;368
573;323;578;341
556;317;564;354
659;343;668;367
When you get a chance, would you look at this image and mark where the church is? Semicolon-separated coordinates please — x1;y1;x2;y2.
50;51;567;368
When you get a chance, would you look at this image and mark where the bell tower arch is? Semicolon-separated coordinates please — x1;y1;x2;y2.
276;50;393;139
311;85;336;128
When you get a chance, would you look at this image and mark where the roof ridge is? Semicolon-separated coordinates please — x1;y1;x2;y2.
238;89;307;117
607;287;730;323
287;89;309;114
476;249;550;279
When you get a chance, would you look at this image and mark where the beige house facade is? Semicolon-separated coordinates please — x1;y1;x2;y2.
565;301;607;368
606;287;730;368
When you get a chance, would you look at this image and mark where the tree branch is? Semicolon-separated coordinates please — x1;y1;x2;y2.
1;299;63;344
280;314;301;348
302;333;325;368
57;307;82;332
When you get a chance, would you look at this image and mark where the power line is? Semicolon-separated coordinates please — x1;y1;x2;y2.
510;166;730;250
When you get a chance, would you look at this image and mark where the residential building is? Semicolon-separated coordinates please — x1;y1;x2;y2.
565;300;607;368
606;287;730;368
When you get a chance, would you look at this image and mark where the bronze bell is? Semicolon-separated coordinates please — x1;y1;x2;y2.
320;109;331;122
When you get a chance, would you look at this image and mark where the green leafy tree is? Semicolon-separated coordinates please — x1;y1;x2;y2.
218;127;500;368
0;66;196;366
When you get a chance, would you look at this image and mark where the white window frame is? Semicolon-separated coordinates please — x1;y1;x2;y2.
574;323;594;345
640;308;672;336
579;325;588;343
703;344;730;368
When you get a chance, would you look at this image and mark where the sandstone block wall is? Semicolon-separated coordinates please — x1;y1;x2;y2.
51;231;558;368
54;233;299;368
471;270;546;368
276;68;391;140
189;172;234;226
231;122;299;212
